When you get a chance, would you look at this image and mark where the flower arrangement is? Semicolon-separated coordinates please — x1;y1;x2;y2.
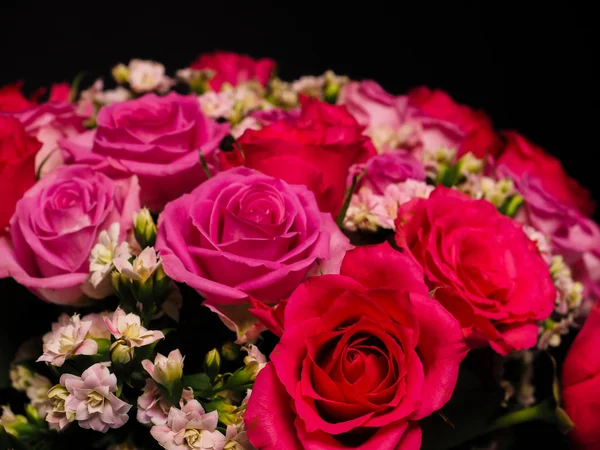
0;51;598;450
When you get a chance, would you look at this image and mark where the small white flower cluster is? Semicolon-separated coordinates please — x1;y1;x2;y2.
460;176;515;208
522;225;584;349
112;59;175;94
344;180;434;232
198;81;269;124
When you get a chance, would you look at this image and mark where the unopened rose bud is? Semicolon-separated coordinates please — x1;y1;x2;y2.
112;64;130;84
221;342;240;361
110;340;134;364
133;208;157;248
204;349;221;381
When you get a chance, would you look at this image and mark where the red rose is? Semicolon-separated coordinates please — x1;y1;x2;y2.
190;51;275;90
0;82;70;113
0;115;41;232
245;243;467;450
408;86;502;159
225;97;376;214
562;304;600;449
496;131;595;216
0;82;36;112
395;187;556;355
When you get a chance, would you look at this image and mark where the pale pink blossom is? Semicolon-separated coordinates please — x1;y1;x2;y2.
241;345;266;380
113;246;161;282
37;314;99;367
384;179;435;206
224;424;252;450
230;116;260;139
142;350;184;388
82;312;112;340
26;374;52;419
11;102;85;177
150;400;226;450
344;186;396;232
61;363;131;432
104;307;164;363
85;222;130;299
137;379;194;426
127;59;174;94
46;384;74;430
198;91;236;119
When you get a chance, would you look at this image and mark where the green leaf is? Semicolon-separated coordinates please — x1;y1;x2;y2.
69;71;87;103
156;379;184;406
183;373;212;396
95;339;112;355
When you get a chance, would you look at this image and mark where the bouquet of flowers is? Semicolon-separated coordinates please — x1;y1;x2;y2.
1;51;599;450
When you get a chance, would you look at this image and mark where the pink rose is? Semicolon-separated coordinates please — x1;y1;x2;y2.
0;165;140;305
497;131;595;217
408;86;503;159
60;92;229;211
339;81;465;155
509;172;600;309
156;167;351;307
395;187;556;355
13;102;85;177
350;151;426;195
190;51;276;90
245;243;467;450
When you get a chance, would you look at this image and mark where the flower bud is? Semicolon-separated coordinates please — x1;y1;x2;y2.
143;350;184;392
207;398;238;426
176;68;215;94
204;349;221;381
221;342;240;361
111;270;136;308
110;340;134;364
133;208;157;248
0;406;27;437
112;64;130;84
323;70;349;104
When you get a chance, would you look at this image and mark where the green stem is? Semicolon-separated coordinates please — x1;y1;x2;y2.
488;399;557;432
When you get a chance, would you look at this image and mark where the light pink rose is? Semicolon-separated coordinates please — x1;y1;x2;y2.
339;80;464;154
151;400;225;450
62;363;131;432
12;102;85;177
0;165;140;305
137;379;194;426
156;167;351;307
60;92;230;211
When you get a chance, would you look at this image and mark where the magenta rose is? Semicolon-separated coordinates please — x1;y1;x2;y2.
395;187;556;355
156;167;351;307
245;243;467;450
350;151;426;195
0;165;140;305
60;92;229;210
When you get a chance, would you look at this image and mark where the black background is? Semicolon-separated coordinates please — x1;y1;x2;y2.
1;2;598;212
0;2;595;449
